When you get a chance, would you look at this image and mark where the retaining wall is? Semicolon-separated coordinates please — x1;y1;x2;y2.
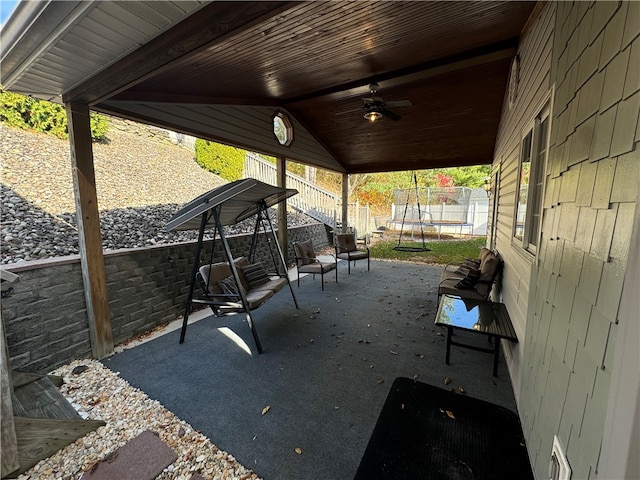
2;223;330;373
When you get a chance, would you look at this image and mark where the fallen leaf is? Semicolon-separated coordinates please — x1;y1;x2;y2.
389;350;398;355
261;405;271;415
376;379;384;384
294;447;302;455
446;410;456;419
458;386;465;394
444;377;452;385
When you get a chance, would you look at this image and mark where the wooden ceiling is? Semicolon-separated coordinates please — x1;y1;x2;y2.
80;1;537;174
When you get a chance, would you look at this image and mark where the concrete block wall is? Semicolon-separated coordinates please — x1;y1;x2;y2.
2;223;330;373
519;2;639;479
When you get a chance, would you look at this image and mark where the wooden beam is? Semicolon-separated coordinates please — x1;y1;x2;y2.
1;312;19;478
276;157;288;263
13;417;106;476
342;174;349;233
110;91;280;106
63;2;293;105
283;40;518;104
66;102;114;359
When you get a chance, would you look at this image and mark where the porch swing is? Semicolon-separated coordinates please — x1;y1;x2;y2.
393;172;431;252
165;179;299;354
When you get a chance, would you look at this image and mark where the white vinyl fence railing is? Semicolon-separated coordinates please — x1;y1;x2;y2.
244;153;375;239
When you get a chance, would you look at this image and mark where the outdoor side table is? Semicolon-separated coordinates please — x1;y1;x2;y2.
434;294;518;376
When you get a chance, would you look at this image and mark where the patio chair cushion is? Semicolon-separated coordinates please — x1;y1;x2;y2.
294;239;316;265
336;233;357;252
241;263;270;288
337;250;369;261
298;260;336;274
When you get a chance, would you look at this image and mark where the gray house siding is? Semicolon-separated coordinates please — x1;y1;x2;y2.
492;1;556;400
492;2;639;479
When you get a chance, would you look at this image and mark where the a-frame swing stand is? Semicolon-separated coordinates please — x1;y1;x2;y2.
393;172;431;252
165;179;300;354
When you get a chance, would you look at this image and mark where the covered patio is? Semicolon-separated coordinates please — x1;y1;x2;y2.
103;259;518;480
2;1;639;479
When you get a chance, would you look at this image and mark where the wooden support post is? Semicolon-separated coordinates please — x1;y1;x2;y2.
342;173;349;233
1;313;19;478
276;156;288;263
66;102;114;359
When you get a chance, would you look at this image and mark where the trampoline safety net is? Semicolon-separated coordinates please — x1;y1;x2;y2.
392;187;472;225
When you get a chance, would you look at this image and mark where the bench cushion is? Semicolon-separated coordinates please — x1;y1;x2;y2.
245;288;275;310
438;249;501;301
438;276;492;301
478;254;501;283
199;257;288;311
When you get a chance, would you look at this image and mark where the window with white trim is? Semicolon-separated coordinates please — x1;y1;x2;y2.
514;105;549;253
273;112;293;146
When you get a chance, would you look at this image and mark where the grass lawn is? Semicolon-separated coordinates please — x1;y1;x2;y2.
368;236;486;265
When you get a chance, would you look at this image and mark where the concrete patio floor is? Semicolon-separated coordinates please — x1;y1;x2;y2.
103;259;518;480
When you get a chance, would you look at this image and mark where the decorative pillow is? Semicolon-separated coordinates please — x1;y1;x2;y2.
455;268;480;289
241;263;270;289
295;239;316;265
478;247;492;264
478;255;501;283
219;276;243;296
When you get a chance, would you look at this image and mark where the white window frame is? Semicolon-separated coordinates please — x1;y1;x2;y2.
273;111;294;146
513;104;550;254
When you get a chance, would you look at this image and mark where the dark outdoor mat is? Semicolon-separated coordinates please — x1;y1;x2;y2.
354;377;533;480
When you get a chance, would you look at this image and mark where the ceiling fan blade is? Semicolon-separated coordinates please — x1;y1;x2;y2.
363;97;383;104
385;100;412;108
380;108;401;121
335;107;364;116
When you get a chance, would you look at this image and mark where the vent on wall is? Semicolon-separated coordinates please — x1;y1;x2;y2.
549;435;571;480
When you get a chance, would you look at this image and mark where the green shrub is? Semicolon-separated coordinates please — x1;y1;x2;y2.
0;89;109;141
194;139;246;181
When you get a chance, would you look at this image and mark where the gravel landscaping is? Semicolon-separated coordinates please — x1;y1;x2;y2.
1;121;314;265
2;119;317;479
16;358;262;480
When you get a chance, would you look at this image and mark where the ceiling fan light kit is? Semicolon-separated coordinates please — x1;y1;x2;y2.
362;83;410;122
335;82;412;122
364;108;383;122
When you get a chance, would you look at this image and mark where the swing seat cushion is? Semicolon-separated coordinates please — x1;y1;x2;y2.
199;257;287;310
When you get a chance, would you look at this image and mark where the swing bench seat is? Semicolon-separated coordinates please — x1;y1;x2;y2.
197;257;288;314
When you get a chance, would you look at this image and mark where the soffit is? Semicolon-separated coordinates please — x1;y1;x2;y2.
1;1;538;174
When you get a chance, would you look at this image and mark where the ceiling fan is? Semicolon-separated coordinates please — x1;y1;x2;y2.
338;82;412;123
